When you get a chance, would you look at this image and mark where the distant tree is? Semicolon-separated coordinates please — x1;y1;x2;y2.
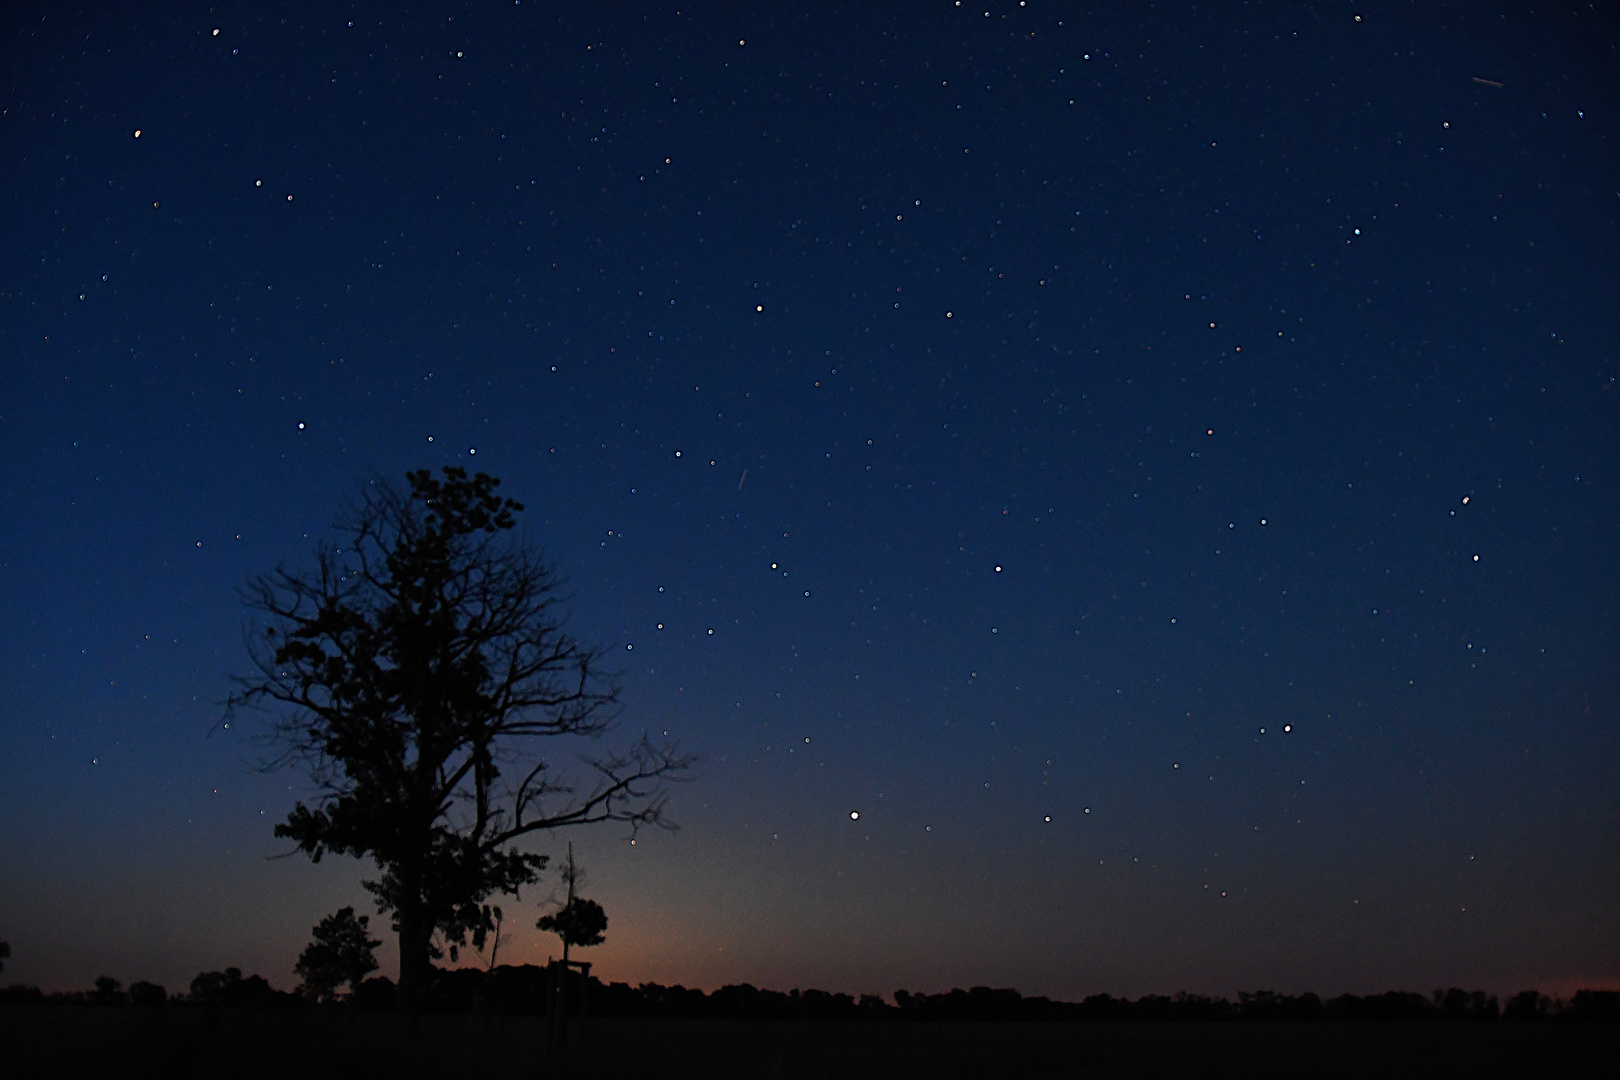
536;844;608;963
190;967;244;1003
0;939;8;974
858;993;892;1016
227;468;690;1017
188;968;289;1009
1504;989;1553;1021
0;984;43;1007
1567;989;1620;1022
294;907;382;1004
1435;986;1498;1021
129;981;166;1007
92;976;125;1005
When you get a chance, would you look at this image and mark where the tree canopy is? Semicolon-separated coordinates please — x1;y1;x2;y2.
294;906;381;1003
538;898;609;960
227;467;689;1013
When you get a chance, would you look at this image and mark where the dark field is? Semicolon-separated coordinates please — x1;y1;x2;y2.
3;1008;1614;1079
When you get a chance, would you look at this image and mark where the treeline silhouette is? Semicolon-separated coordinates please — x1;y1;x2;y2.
4;966;1615;1024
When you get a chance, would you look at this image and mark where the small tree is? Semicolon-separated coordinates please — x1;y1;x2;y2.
295;907;382;1003
92;976;125;1005
227;468;689;1016
536;844;608;963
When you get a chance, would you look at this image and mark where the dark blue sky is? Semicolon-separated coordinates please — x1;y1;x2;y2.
2;1;1615;1000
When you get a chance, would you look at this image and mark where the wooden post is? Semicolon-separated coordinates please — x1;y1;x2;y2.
573;960;592;1047
542;957;593;1063
545;958;564;1056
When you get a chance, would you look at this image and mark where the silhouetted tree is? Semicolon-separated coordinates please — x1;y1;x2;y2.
188;968;299;1010
129;981;166;1007
536;844;607;963
227;468;690;1017
858;993;892;1016
0;939;8;974
294;906;381;1003
1504;989;1553;1021
1567;989;1620;1022
0;985;43;1007
92;976;125;1005
190;967;245;1003
1435;986;1499;1021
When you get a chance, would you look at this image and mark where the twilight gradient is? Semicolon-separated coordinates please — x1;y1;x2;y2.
1;0;1615;1002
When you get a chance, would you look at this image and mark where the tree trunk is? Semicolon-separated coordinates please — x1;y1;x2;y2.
396;906;432;1026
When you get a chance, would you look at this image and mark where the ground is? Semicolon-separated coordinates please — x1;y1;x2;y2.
2;1008;1614;1078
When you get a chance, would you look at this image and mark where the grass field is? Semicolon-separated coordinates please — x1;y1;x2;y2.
3;1007;1614;1079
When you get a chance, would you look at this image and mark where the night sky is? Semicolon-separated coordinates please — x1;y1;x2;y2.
2;1;1615;1003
